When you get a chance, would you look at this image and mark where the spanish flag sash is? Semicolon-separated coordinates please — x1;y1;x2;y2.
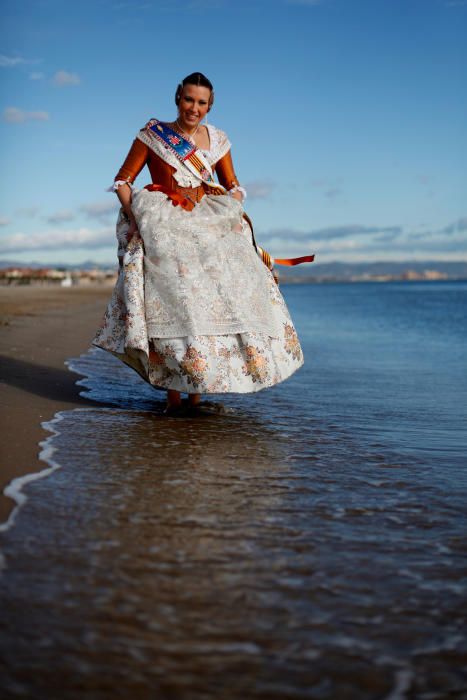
144;119;225;194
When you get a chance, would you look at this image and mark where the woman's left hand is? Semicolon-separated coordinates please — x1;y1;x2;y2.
230;190;243;203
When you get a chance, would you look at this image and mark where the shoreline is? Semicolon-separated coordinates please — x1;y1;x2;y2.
0;285;112;526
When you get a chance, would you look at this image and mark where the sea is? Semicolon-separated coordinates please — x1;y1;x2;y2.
1;281;466;700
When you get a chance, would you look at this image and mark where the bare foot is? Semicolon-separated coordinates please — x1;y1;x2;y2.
165;389;182;414
188;394;201;407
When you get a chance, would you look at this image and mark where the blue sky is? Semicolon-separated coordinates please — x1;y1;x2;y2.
1;0;466;266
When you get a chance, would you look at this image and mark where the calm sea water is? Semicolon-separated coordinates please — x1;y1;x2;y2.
1;281;466;700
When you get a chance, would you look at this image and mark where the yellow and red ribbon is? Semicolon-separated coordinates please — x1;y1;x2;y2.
257;246;315;269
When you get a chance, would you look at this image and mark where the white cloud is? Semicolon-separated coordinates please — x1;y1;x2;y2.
0;54;27;68
29;72;45;81
81;201;120;219
317;233;467;257
3;107;49;123
0;54;41;68
47;210;75;224
245;181;275;200
0;217;10;226
1;227;115;253
263;224;402;242
52;70;81;86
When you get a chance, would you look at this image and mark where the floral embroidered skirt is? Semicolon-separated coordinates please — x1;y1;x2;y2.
93;191;304;394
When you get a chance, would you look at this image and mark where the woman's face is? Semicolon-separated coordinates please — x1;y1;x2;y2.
178;84;211;130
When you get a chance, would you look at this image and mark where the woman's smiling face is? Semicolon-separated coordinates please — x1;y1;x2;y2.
178;84;211;131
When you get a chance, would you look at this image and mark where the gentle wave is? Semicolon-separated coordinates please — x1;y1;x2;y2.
0;412;66;535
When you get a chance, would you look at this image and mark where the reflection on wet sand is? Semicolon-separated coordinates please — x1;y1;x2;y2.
1;407;310;699
1;397;466;699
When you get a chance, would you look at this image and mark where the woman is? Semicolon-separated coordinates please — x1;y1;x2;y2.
93;72;305;414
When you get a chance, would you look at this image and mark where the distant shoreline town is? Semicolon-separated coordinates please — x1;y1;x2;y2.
0;267;117;287
1;261;466;286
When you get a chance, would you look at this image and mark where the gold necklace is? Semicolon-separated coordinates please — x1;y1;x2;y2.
175;118;199;143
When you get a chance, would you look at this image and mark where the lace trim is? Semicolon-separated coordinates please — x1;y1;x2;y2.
107;179;134;192
204;124;231;164
228;185;247;201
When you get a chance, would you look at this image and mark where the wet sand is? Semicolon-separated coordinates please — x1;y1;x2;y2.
0;284;112;524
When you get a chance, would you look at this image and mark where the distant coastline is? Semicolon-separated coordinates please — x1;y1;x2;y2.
278;259;467;284
279;269;467;284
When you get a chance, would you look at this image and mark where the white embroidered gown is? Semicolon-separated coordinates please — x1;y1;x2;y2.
93;123;304;394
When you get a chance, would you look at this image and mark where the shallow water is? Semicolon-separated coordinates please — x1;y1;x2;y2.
1;281;466;699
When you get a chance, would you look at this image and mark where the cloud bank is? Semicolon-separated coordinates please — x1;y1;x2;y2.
0;54;39;67
1;214;465;263
81;201;120;219
3;107;49;123
256;217;467;261
47;210;75;225
2;227;115;253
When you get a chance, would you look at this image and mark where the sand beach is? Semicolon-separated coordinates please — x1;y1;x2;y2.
0;284;111;524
